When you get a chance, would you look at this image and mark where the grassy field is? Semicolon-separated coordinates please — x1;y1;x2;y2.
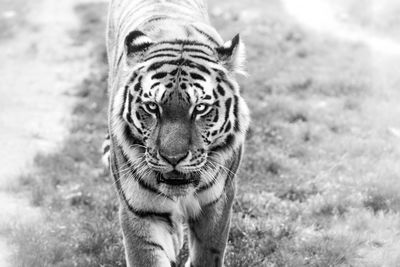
6;0;400;266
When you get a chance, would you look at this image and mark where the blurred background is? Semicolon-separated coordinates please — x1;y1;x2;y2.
1;0;400;266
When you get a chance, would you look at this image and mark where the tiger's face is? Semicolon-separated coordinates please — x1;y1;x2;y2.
112;31;249;196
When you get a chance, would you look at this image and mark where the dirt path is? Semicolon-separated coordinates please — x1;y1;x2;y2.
0;0;104;265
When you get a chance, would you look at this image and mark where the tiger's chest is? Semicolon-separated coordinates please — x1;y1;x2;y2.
176;194;203;219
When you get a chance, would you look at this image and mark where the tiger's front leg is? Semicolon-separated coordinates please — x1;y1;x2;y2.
120;205;183;267
186;180;236;267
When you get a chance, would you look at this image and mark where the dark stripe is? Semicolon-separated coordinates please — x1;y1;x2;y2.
226;146;242;183
223;80;234;91
158;40;214;51
148;48;181;55
111;150;174;229
212;110;219;123
122;125;144;150
209;134;235;153
193;83;204;90
147;58;185;72
188;219;202;243
187;61;211;75
134;76;142;92
160;90;167;101
217;85;225;96
129;72;138;83
213;69;235;90
130;206;173;229
145;53;177;61
147;15;169;23
126;30;145;41
201;149;240;207
233;96;240;131
152;72;168;79
183;48;213;55
189;54;217;63
197;147;241;208
142;239;165;251
202;194;222;208
169;68;179;76
134;125;143;135
192;26;220;46
130;168;166;196
127;42;153;55
147;58;211;75
116;53;123;68
135;112;141;121
126;90;133;124
125;159;172;200
213;90;218;99
196;173;220;193
222;98;232;129
151;82;160;89
225;121;231;132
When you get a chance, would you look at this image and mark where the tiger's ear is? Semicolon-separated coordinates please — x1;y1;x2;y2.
124;30;154;65
216;34;246;75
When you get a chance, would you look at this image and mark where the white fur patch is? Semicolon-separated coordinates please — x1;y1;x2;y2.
232;39;247;76
179;194;202;218
131;35;153;46
150;221;177;261
197;174;227;207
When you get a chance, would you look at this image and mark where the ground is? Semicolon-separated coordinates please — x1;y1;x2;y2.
2;0;400;266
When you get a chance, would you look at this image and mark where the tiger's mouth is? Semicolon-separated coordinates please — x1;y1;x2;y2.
157;170;200;186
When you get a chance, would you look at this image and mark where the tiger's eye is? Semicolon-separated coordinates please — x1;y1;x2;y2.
195;104;207;112
145;102;158;113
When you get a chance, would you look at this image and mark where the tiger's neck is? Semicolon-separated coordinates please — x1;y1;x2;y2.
142;19;223;46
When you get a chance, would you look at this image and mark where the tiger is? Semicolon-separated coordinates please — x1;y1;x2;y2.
105;0;250;266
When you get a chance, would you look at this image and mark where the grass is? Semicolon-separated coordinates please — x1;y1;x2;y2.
6;0;400;266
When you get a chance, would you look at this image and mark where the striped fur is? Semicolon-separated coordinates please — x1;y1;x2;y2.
105;0;250;266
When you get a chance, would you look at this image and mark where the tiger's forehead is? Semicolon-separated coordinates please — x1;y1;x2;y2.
145;40;217;58
126;41;235;105
141;63;216;105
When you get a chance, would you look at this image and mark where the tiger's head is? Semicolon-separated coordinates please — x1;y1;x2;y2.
111;30;250;196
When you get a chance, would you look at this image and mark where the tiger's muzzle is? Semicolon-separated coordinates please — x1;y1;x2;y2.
145;108;207;190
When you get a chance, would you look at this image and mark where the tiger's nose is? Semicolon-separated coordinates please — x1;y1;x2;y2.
159;151;188;166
